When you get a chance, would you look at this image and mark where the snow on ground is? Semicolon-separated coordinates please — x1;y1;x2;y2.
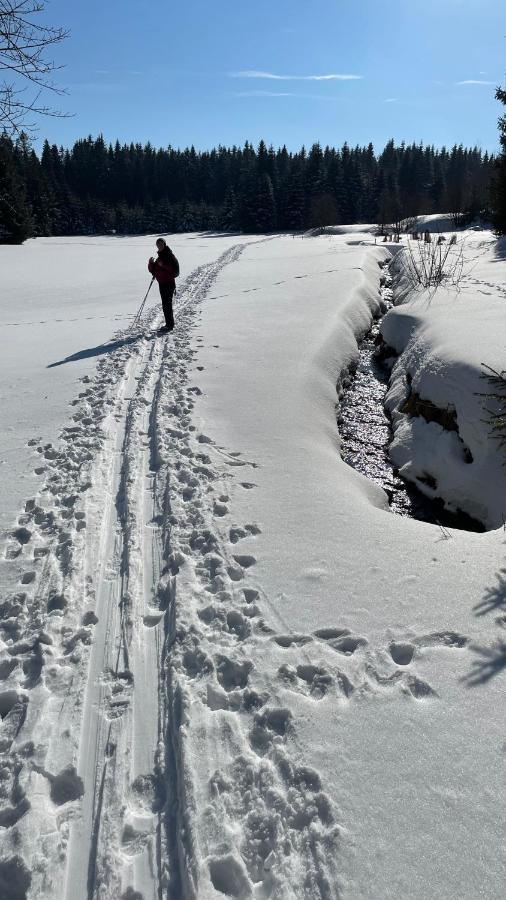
0;233;255;535
381;231;506;528
0;231;504;900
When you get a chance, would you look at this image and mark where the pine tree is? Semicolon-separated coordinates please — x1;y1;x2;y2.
253;173;276;232
491;87;506;235
282;170;305;230
0;135;33;242
221;187;238;230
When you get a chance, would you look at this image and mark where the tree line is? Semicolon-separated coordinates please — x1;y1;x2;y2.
0;132;496;243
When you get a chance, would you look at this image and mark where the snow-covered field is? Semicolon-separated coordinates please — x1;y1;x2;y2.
0;231;504;900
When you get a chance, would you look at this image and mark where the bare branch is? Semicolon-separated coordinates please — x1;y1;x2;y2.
0;0;69;133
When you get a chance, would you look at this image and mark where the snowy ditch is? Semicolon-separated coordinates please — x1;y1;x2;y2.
338;258;486;532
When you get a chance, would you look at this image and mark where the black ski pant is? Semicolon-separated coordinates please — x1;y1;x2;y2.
159;282;175;329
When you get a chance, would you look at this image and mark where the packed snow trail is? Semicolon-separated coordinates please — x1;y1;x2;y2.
0;245;272;899
61;244;254;900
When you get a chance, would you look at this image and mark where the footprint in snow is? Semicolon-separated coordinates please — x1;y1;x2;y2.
129;773;166;815
227;563;244;582
121;825;149;858
47;594;67;613
388;632;468;666
226;610;251;640
198;604;226;626
415;631;468;649
272;634;313;649
405;676;438;700
314;627;367;655
389;642;415;666
20;571;36;585
182;647;213;679
278;663;333;700
233;554;256;569
249;706;292;755
242;603;261;619
230;525;262;544
5;545;22;560
366;665;438;701
48;765;85;806
12;527;32;546
329;635;367;655
208;854;251;899
216;655;253;691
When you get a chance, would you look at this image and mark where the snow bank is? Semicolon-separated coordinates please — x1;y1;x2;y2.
304;224;378;237
404;213;458;233
381;231;506;528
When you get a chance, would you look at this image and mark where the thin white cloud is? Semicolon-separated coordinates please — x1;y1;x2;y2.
233;90;297;98
456;79;495;85
383;98;398;103
229;70;363;81
231;90;346;101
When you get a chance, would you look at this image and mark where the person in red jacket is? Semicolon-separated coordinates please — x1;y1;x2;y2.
148;238;179;333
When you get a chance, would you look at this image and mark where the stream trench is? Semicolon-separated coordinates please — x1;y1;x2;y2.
337;263;484;533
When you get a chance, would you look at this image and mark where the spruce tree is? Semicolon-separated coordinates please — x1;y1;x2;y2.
254;174;276;232
491;87;506;235
0;135;33;242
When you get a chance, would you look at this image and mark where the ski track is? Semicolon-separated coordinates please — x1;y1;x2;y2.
0;245;251;899
0;238;477;900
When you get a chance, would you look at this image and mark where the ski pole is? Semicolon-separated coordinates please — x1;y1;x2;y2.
132;277;155;327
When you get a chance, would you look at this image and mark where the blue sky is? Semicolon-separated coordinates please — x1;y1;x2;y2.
35;0;505;153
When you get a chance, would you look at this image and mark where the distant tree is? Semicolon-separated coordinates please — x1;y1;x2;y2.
0;133;33;241
282;169;305;230
221;187;238;231
253;173;276;231
0;0;69;134
491;86;506;235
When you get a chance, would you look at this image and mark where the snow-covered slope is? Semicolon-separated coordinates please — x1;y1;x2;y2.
0;233;504;900
381;232;506;528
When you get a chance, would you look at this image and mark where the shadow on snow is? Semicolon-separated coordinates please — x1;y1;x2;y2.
47;333;148;367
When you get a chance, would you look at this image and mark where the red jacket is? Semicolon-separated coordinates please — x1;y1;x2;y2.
148;256;176;285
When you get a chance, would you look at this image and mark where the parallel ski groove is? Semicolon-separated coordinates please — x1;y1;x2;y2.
63;245;247;899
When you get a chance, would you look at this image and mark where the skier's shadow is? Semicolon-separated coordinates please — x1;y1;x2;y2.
47;332;150;368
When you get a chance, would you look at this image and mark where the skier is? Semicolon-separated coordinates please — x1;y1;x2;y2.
148;238;180;333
